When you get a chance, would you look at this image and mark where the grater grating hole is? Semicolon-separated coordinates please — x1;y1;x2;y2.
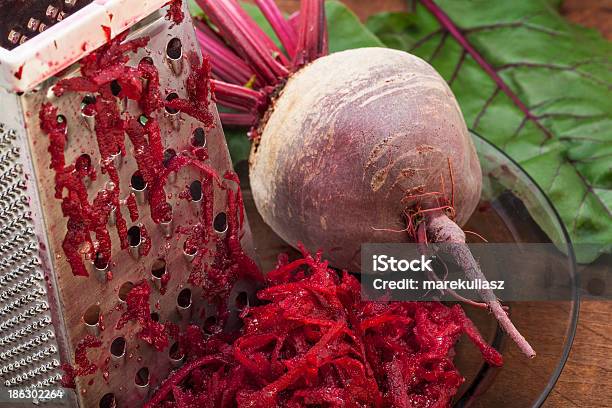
140;56;154;65
138;114;148;126
81;95;96;115
176;288;191;309
165;93;179;115
189;180;202;202
81;95;96;105
234;291;249;312
213;212;228;234
93;252;108;270
169;342;184;362
191;127;206;147
127;226;141;247
183;239;196;258
118;281;134;302
150;312;159;322
83;304;101;326
75;154;91;173
166;38;182;60
99;392;116;408
134;367;149;387
151;258;167;278
162;148;176;168
203;316;218;335
130;171;146;192
110;337;126;358
110;80;121;97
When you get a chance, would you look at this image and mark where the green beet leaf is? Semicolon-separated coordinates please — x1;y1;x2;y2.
367;0;611;262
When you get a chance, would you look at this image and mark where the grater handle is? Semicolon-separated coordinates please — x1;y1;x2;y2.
0;0;170;93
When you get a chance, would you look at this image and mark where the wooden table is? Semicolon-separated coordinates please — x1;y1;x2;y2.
243;0;612;406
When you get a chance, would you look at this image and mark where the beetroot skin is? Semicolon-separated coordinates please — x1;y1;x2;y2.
250;48;481;272
146;248;502;408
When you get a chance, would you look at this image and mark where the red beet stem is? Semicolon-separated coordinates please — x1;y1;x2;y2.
195;22;257;86
212;79;266;112
197;0;289;84
224;0;290;66
255;0;298;58
293;0;328;68
419;0;552;138
219;112;258;127
288;11;300;32
425;212;536;358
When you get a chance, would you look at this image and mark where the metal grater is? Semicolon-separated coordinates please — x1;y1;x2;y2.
0;1;257;407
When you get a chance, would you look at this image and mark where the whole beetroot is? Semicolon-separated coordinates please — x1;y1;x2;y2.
250;47;481;271
196;0;534;358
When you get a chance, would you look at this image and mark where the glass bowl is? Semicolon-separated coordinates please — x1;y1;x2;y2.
452;131;579;407
240;131;579;408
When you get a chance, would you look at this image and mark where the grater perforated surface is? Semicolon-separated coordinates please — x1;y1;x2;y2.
0;123;63;392
0;2;258;407
0;0;95;50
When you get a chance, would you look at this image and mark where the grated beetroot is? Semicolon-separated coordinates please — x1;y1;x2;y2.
116;281;171;351
40;33;153;276
127;192;140;221
146;248;502;408
165;54;215;127
166;0;185;25
140;225;152;256
40;101;125;277
138;58;164;115
60;335;102;388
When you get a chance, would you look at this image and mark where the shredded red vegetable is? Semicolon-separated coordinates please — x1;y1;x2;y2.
116;281;172;351
146;247;502;408
165;54;216;127
60;335;102;388
40;27;218;276
166;0;185;25
40;32;152;277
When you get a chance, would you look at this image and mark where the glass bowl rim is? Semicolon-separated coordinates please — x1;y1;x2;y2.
455;130;580;407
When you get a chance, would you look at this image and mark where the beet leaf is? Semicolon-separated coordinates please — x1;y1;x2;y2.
366;0;612;263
